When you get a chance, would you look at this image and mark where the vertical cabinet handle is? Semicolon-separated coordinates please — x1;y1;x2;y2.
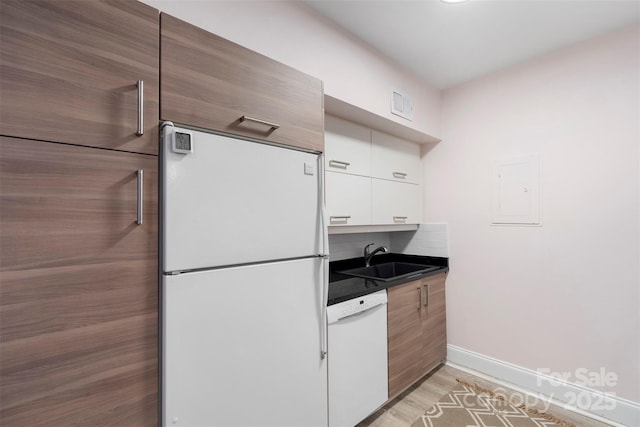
417;287;422;310
423;284;429;307
136;170;143;225
136;80;144;136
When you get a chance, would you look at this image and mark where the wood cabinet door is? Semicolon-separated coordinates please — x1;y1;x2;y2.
0;0;159;155
387;279;423;398
420;273;447;373
0;137;158;426
161;13;324;153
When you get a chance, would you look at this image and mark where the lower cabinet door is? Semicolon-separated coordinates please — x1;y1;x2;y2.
387;279;423;398
421;273;447;373
0;136;158;426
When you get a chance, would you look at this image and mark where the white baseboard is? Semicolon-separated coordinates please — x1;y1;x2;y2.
446;344;640;427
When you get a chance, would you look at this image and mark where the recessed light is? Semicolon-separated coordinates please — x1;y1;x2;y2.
441;0;469;3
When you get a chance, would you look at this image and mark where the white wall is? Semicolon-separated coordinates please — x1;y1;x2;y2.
425;24;640;402
141;0;440;139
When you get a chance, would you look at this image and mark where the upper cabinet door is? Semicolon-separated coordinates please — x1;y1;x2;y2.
0;1;159;155
371;131;421;184
325;115;371;176
160;13;324;153
371;179;421;225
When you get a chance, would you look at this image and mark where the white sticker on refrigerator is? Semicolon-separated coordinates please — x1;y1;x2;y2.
304;162;315;176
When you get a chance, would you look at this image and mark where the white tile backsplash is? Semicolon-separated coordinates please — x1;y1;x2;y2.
389;223;449;257
328;224;449;260
328;232;392;261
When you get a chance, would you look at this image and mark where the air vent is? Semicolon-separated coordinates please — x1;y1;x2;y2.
391;89;413;121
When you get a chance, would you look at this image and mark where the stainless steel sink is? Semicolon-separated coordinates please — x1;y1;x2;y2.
338;262;440;282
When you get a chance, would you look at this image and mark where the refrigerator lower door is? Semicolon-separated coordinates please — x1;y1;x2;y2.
163;258;328;427
163;125;322;272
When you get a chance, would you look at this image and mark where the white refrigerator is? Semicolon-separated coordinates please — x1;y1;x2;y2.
161;123;329;427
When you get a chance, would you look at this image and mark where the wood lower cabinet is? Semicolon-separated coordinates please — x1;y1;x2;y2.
160;13;324;153
0;0;159;155
387;278;424;398
0;136;158;426
419;273;447;373
387;272;447;398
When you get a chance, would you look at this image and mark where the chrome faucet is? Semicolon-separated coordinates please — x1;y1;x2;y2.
364;243;388;267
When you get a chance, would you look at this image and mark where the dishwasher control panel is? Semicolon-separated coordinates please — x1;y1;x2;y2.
327;290;387;324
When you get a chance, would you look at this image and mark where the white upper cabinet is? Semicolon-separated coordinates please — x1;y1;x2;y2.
371;179;421;225
325;171;371;226
371;131;421;184
324;116;422;230
325;115;371;177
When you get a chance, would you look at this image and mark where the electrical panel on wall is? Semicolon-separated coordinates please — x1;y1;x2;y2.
492;154;541;226
391;89;413;121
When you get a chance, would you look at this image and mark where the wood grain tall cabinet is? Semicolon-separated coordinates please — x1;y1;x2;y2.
0;1;160;425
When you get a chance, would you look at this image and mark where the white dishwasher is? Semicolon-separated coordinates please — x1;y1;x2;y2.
327;289;388;427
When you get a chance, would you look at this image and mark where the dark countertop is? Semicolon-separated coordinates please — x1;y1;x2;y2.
328;253;449;306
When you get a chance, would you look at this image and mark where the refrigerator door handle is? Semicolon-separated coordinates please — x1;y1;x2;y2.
320;256;329;360
318;154;329;360
318;154;329;257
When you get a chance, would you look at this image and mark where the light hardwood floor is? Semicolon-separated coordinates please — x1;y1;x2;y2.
357;364;614;427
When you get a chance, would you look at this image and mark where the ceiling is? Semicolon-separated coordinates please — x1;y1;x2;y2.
304;0;640;89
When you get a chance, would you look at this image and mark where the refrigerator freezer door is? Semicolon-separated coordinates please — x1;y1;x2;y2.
163;258;328;427
163;125;322;272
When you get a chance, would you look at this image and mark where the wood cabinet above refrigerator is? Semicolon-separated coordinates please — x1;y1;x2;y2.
0;0;159;155
160;13;324;153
